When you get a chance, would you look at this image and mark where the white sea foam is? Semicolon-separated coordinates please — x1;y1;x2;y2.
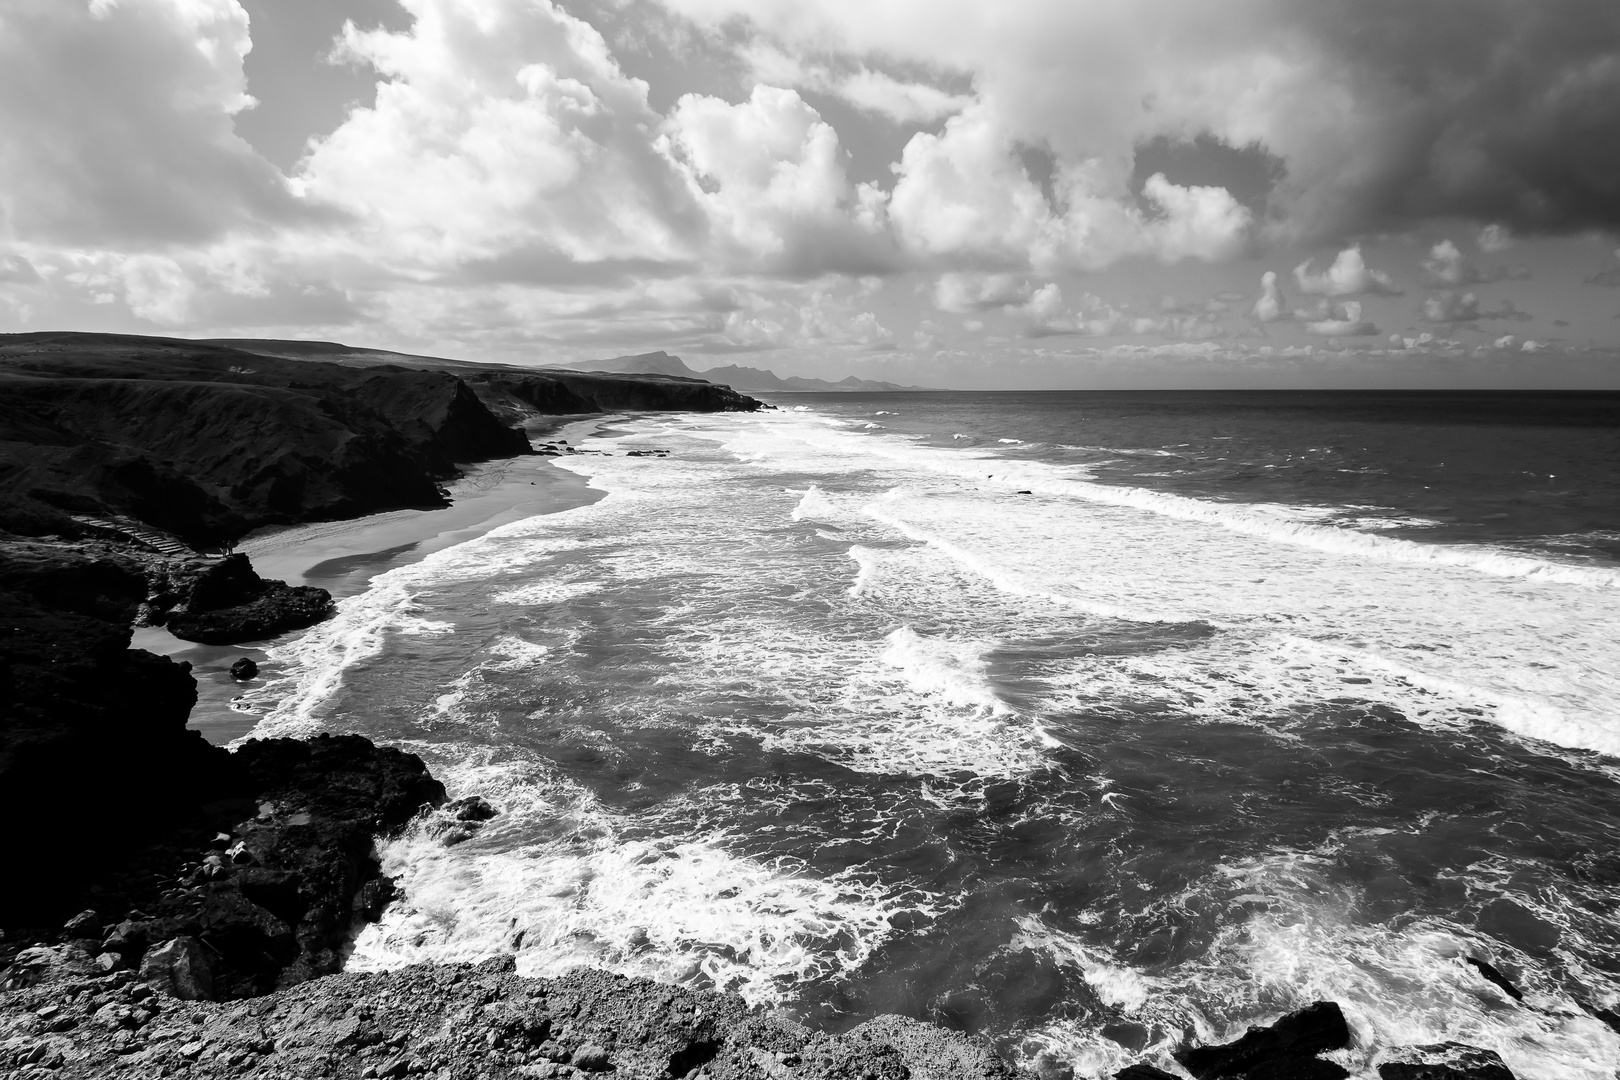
489;580;603;606
880;625;1008;714
845;545;880;597
348;744;902;1005
727;411;1620;590
242;526;603;739
790;484;844;523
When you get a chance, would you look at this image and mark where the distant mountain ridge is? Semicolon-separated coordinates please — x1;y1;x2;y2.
563;351;932;392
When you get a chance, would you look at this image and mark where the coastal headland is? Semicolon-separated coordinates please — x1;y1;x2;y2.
0;334;1527;1078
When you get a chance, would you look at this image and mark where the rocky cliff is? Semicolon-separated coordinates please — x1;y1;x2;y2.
0;332;760;548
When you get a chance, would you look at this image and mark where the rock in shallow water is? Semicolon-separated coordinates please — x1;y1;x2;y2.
1175;1001;1351;1079
229;656;258;680
1377;1042;1517;1079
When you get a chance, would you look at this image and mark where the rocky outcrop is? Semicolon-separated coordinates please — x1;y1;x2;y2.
0;955;1027;1079
0;539;227;928
145;553;334;645
84;734;447;1001
1377;1043;1516;1079
0;538;435;987
1173;1002;1351;1079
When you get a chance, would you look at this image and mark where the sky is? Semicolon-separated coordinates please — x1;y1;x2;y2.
2;0;1620;388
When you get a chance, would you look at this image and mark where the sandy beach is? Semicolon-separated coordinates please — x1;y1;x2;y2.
134;418;614;744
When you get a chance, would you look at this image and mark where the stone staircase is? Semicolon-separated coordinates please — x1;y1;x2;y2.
71;515;197;557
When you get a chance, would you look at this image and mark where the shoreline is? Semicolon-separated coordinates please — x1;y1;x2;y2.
139;417;619;745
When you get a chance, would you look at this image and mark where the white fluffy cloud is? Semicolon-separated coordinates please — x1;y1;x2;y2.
298;0;701;273
1294;247;1400;297
659;85;895;275
1252;270;1286;322
1421;239;1528;286
1303;299;1378;336
0;0;316;246
932;272;1035;313
887;105;1253;272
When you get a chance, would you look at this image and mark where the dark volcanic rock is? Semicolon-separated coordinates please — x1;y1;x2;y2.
1463;957;1523;1002
0;539;442;994
146;734;449;998
230;656;259;680
1176;1001;1351;1079
0;540;230;927
148;553;335;644
166;581;333;644
1377;1042;1517;1079
1115;1067;1179;1080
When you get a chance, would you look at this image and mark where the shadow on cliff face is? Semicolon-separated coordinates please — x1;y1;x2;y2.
0;540;446;1000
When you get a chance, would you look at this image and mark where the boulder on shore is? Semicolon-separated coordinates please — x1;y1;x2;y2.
148;553;335;645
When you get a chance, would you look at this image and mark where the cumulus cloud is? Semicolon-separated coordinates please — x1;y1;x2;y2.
1252;270;1286;322
932;272;1035;313
1477;224;1514;253
1421;239;1529;285
0;0;320;247
660;0;1620;242
660;85;896;275
299;0;702;274
886;105;1253;272
1421;290;1532;323
1303;299;1378;336
1294;247;1400;297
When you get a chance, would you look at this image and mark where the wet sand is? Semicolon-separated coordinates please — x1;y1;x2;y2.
139;418;614;743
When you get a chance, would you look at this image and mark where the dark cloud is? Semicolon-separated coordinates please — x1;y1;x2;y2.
1296;0;1620;237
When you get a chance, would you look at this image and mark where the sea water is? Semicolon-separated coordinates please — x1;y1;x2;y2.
241;391;1620;1078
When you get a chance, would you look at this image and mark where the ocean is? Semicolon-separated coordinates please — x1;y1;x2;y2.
238;390;1620;1078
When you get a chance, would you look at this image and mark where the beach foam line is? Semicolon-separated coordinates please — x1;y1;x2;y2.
733;411;1620;591
241;522;605;740
862;501;1201;624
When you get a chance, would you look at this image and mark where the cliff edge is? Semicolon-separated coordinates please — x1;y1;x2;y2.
0;332;760;548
